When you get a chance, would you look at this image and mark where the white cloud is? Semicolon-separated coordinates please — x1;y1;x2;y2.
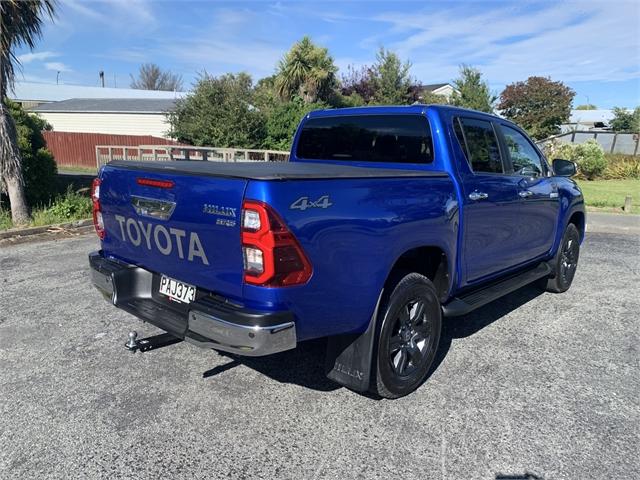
60;0;107;21
163;8;284;77
45;62;72;72
367;1;640;84
60;0;156;27
17;51;58;64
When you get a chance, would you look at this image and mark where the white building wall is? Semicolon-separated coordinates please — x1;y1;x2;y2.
35;112;171;138
431;85;455;100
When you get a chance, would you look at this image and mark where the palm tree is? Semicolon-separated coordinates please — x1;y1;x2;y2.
275;36;337;104
0;0;55;225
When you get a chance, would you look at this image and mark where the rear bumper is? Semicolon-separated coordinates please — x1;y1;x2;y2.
89;251;296;356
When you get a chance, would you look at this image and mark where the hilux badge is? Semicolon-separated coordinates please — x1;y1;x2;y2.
203;204;237;217
203;204;237;227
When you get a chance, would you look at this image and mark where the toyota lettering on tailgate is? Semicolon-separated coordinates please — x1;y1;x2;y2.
114;215;210;265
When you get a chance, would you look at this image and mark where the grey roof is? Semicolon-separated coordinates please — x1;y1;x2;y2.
11;81;186;102
32;98;178;113
423;83;451;91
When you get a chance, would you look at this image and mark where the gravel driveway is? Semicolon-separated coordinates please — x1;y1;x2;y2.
0;231;638;479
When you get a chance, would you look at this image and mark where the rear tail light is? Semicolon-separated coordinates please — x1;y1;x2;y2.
241;200;312;287
91;178;105;239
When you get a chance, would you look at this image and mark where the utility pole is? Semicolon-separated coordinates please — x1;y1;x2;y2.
99;70;105;87
56;71;60;85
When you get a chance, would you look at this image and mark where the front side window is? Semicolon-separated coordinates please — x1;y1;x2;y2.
501;125;545;177
454;117;503;174
296;114;433;164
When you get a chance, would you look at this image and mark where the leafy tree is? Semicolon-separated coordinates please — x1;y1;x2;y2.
253;75;280;114
449;65;496;113
130;63;183;91
575;104;597;110
498;76;575;140
370;48;414;105
340;60;447;106
340;65;377;104
0;0;55;224
275;36;338;104
263;97;325;151
167;73;266;148
610;106;640;132
6;100;57;206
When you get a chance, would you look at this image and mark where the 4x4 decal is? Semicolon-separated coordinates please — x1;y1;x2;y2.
290;195;333;211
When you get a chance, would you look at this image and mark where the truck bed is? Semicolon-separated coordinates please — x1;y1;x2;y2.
107;160;448;180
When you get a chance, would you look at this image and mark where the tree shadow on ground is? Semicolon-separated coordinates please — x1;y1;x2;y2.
202;283;545;395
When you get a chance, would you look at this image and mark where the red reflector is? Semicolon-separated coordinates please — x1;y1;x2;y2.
136;178;175;189
91;178;105;240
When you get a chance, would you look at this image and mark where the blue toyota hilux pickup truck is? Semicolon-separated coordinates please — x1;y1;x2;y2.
89;105;584;398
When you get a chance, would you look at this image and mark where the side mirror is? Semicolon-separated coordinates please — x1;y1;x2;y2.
552;158;577;177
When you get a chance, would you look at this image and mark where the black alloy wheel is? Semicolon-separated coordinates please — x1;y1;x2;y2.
545;223;580;293
372;273;442;399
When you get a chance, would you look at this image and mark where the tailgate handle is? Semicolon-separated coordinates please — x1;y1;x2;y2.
131;196;176;220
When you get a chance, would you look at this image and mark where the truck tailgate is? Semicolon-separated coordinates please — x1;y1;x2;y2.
99;164;246;299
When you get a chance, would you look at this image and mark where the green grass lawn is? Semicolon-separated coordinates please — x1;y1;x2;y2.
58;166;98;175
577;179;640;214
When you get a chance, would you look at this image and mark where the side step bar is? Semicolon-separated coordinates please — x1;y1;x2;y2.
442;263;551;317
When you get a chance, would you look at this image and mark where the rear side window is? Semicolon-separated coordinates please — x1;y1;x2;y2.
296;114;433;164
453;117;503;173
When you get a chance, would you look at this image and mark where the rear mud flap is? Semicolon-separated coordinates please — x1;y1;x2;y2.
324;290;384;392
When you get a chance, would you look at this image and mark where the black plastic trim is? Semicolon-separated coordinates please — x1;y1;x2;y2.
88;251;293;336
106;160;448;181
442;262;551;317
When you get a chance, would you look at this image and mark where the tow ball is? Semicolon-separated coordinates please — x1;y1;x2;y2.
125;330;182;353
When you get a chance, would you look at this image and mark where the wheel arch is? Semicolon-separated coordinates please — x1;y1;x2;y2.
386;246;450;302
568;210;586;242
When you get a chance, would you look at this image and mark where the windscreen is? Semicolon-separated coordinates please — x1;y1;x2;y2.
296;114;434;164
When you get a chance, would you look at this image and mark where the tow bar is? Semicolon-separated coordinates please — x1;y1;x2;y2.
125;331;182;353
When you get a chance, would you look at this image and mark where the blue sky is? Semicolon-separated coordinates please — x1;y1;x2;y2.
16;0;640;108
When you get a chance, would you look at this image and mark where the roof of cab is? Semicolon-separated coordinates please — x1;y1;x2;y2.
306;104;504;122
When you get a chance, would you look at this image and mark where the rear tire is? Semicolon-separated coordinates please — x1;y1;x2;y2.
545;223;580;293
371;273;442;399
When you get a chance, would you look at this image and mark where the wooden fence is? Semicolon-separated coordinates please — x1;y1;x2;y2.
95;145;290;167
42;132;180;168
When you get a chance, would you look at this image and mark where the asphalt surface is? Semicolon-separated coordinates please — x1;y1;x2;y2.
1;231;638;480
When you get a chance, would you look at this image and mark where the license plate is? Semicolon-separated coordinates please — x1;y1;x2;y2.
159;275;196;303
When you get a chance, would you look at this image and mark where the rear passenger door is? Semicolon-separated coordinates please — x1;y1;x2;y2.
497;123;559;259
453;117;524;285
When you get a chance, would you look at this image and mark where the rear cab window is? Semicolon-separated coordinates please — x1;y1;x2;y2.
453;117;504;174
296;114;433;164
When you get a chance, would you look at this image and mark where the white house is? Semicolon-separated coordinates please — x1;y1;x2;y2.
560;109;625;132
32;98;177;138
423;83;456;100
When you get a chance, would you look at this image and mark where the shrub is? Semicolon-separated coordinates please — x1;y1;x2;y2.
609;106;640;133
45;186;92;220
603;154;640;180
0;208;11;230
545;139;607;180
262;97;325;151
3;100;59;206
167;73;266;148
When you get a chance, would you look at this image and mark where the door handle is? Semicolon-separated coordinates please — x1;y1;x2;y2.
518;190;533;198
468;191;489;201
